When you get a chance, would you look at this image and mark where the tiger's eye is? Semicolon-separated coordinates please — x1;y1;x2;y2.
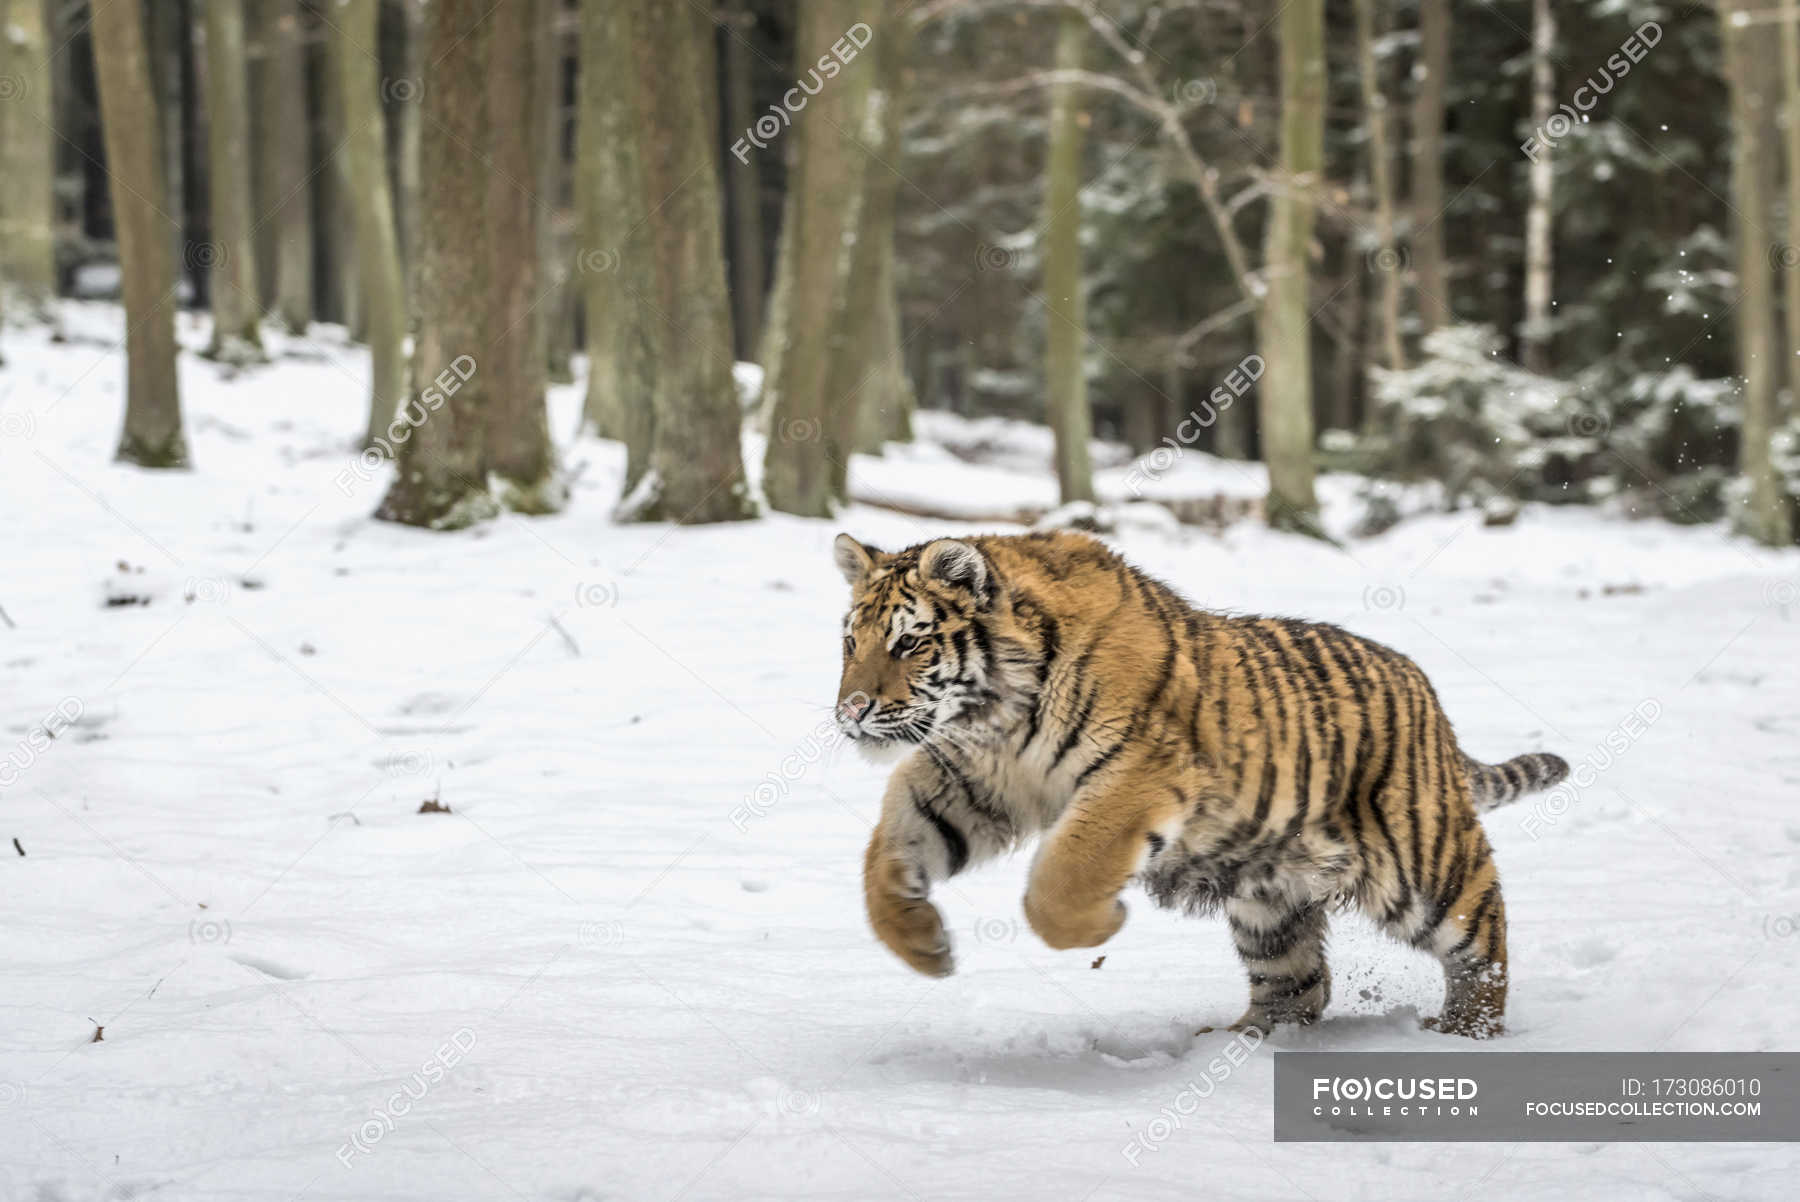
893;634;918;656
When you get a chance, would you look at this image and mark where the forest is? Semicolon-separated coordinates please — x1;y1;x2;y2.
1;0;1794;540
5;2;1800;1199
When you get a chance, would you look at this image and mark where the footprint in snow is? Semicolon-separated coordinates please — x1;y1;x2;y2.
1565;936;1616;968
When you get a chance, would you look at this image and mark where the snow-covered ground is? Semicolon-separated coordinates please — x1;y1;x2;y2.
5;305;1800;1200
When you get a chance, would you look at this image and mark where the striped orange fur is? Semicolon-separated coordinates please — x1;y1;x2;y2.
832;530;1567;1038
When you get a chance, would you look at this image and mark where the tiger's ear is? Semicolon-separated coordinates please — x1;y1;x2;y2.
919;539;991;604
833;533;881;587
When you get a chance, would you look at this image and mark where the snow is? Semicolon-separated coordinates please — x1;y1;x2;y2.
5;304;1800;1200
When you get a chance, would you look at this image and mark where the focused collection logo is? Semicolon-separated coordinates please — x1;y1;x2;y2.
1311;1075;1480;1118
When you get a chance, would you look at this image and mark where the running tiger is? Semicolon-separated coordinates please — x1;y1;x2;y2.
832;530;1567;1039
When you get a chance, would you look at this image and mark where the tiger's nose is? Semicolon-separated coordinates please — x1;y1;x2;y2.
838;695;874;725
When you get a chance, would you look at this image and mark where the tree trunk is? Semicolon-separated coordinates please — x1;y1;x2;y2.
1783;0;1800;407
851;14;917;453
621;0;755;523
47;0;83;320
398;0;424;299
375;0;497;529
866;222;917;447
1040;8;1094;504
1352;0;1404;370
201;0;265;362
146;0;189;299
1722;0;1795;545
1521;0;1555;374
485;0;563;512
322;21;361;336
0;0;57;321
534;0;576;386
1410;0;1451;332
266;0;312;334
755;197;796;427
247;1;275;310
761;1;883;517
1211;374;1251;458
91;0;189;467
333;0;409;454
722;3;766;362
1331;250;1364;433
577;0;655;489
1257;0;1324;531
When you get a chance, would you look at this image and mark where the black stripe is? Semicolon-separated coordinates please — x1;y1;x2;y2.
968;618;993;679
1401;683;1425;889
1288;724;1313;837
1433;718;1462;881
936;756;1009;830
1019;611;1062;751
1416;838;1471;947
1317;632;1371;850
1445;884;1499;959
1232;905;1319;961
1048;685;1097;771
1243;625;1290;730
1247;749;1278;833
911;790;969;876
1230;637;1271;790
1362;666;1411;902
1256;968;1326;1002
1266;626;1327;838
1427;749;1454;886
1145;628;1179;713
1074;738;1127;789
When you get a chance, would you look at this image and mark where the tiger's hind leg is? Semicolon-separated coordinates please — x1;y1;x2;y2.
1426;877;1507;1038
1409;830;1508;1039
1222;890;1331;1032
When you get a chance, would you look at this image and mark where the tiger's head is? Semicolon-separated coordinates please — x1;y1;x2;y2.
831;533;1009;756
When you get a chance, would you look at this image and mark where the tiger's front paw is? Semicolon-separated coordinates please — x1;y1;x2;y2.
869;892;955;977
1022;891;1127;951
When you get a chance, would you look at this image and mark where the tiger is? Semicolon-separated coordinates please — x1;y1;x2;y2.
832;529;1568;1038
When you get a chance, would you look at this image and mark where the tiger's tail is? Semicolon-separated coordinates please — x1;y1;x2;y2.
1462;751;1569;813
